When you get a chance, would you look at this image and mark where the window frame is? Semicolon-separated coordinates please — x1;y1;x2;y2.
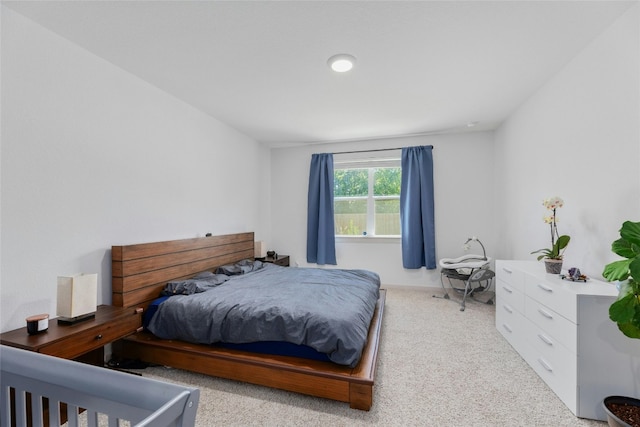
333;153;401;239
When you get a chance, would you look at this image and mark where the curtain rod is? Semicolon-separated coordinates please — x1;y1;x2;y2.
332;145;433;155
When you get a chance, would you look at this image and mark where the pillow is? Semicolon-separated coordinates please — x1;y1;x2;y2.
237;259;264;274
216;259;264;276
215;264;242;276
161;272;230;296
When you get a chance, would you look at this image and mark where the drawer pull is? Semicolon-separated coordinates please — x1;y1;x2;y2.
502;285;513;294
538;358;553;372
503;304;513;314
95;334;103;340
502;324;513;333
538;333;553;346
537;308;553;319
135;307;144;314
502;267;513;274
537;283;553;293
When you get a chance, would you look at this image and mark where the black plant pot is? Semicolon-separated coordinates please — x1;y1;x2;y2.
603;396;640;427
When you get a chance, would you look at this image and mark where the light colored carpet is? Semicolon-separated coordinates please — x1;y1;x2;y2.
140;287;606;427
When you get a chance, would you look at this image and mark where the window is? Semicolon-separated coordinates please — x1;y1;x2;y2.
334;158;401;237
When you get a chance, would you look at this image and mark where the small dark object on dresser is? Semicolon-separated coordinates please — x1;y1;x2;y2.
568;267;581;280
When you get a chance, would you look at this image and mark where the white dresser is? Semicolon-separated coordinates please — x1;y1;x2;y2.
495;260;640;421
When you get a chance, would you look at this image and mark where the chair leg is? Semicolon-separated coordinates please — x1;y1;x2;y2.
460;279;472;311
433;273;451;300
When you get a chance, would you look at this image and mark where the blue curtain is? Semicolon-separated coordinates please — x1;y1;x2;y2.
307;153;337;265
400;145;436;269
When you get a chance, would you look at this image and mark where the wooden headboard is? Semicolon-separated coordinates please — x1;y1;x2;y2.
112;232;254;309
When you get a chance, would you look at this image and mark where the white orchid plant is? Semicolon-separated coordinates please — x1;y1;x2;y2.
531;196;570;260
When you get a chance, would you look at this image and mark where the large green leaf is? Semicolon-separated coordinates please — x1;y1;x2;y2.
603;259;631;281
611;237;636;259
556;234;570;250
630;257;640;282
610;293;636;323
617;321;640;339
620;221;640;248
633;303;640;329
611;287;640;338
618;295;640;339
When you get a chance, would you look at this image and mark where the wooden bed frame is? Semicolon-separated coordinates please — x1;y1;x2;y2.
112;232;385;410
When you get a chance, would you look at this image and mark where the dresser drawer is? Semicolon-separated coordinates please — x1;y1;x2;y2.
40;313;141;359
496;300;526;352
523;321;577;411
496;262;525;292
525;275;577;322
497;277;525;314
526;316;575;366
525;297;577;354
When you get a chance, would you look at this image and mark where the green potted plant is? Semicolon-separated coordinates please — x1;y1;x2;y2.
531;196;570;274
601;220;640;427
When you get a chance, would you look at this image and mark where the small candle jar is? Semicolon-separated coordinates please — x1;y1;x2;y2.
26;313;49;335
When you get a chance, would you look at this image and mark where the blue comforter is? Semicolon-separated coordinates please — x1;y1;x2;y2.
147;263;380;367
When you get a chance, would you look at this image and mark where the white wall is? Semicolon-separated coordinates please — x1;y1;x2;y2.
2;3;637;333
0;7;270;332
270;132;495;288
271;3;639;288
494;4;639;279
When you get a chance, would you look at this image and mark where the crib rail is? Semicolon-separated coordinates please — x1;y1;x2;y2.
0;345;199;427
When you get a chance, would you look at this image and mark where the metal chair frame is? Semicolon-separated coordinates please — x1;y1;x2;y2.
435;266;495;311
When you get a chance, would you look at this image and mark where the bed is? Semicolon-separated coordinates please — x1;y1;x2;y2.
112;232;386;410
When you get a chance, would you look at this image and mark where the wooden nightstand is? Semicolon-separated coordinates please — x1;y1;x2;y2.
257;255;290;267
0;305;143;364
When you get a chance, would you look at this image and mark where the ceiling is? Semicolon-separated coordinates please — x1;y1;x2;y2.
3;0;635;146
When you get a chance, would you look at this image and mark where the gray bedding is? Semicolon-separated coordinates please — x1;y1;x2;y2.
147;263;381;367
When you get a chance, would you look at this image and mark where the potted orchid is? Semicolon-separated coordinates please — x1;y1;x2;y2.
531;196;570;274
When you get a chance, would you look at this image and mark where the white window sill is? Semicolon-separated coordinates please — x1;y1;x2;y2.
336;235;401;243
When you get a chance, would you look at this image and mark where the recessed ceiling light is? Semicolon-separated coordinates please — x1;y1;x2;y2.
466;121;479;128
328;54;356;73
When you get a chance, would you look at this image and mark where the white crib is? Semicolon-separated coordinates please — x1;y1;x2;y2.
1;345;199;427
